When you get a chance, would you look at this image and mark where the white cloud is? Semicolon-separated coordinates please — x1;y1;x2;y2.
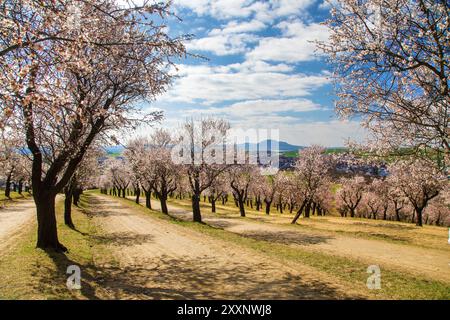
186;33;258;55
174;0;315;21
280;120;367;146
164;64;330;104
246;21;329;63
185;98;321;117
209;19;266;35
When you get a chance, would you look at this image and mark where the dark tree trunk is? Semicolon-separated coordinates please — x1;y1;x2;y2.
304;201;311;218
291;200;306;224
35;192;66;252
238;199;246;217
135;187;140;204
211;198;216;213
64;188;75;229
395;208;401;222
18;180;23;194
192;193;202;222
265;200;272;215
4;172;12;198
145;191;152;209
160;195;168;214
73;188;82;206
415;207;423;227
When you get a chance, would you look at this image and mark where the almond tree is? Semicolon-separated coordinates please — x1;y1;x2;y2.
389;159;446;226
64;146;102;228
149;129;179;214
107;158;131;199
228;164;257;217
291;146;334;223
1;1;187;250
0;129;30;197
424;192;450;226
320;0;449;157
205;173;228;213
174;118;230;222
336;176;367;218
125;138;155;209
260;176;277;215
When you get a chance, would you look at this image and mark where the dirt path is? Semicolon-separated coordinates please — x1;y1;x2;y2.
0;198;36;254
88;194;368;299
146;199;450;284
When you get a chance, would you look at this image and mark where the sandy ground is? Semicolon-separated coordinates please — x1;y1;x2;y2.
145;198;450;284
88;194;368;299
0;198;36;254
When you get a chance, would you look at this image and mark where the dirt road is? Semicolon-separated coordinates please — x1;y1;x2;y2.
0;198;36;254
88;194;368;299
146;199;450;284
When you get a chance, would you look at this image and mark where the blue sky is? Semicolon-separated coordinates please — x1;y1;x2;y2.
137;0;367;147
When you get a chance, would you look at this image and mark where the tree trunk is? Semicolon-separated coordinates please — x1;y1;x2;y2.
160;196;168;214
211;198;216;213
192;193;202;222
18;180;23;194
145;191;152;209
73;188;82;206
415;207;423;227
265;200;272;215
135;187;140;204
291;201;306;224
4;172;12;198
304;201;311;218
35;192;67;252
238;199;246;217
64;188;75;229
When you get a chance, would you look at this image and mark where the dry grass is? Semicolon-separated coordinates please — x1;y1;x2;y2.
0;197;113;299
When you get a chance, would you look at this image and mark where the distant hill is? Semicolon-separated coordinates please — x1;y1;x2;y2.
239;140;304;152
105;145;125;156
105;142;346;158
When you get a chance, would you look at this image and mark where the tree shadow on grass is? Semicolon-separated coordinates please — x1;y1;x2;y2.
239;230;333;246
38;251;364;300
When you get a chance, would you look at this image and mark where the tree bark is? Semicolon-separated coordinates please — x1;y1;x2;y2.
144;191;152;209
211;198;216;213
265;200;272;215
64;188;75;229
160;195;168;214
135;187;140;204
35;191;67;252
415;207;423;227
4;172;12;198
291;200;306;224
192;193;202;222
238;199;246;217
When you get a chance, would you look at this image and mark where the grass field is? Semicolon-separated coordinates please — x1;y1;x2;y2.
1;190;448;299
0;197;113;299
110;191;450;299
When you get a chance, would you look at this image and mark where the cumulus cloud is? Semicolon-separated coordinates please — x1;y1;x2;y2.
185;98;322;117
164;64;331;104
209;19;266;35
246;21;329;63
174;0;315;21
186;33;258;55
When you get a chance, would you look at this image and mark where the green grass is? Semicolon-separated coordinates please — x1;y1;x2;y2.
281;150;299;158
0;190;30;202
95;191;450;300
0;196;112;299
